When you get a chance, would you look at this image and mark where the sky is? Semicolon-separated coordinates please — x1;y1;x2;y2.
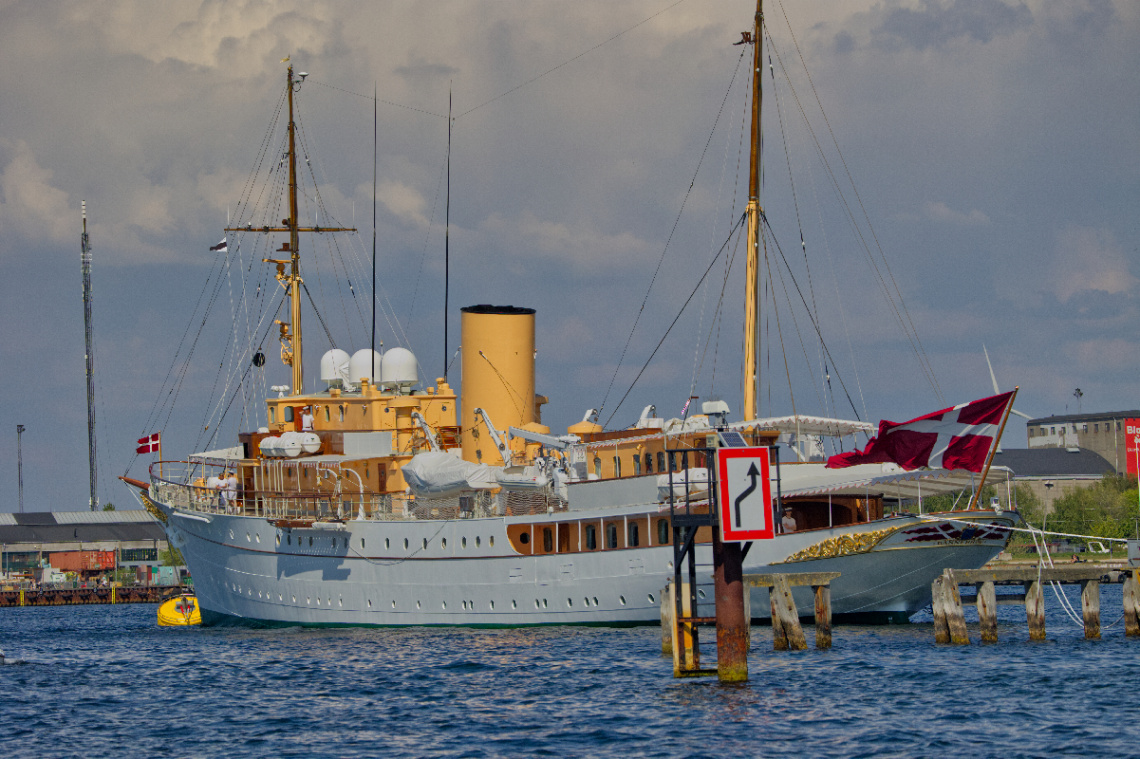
0;0;1137;512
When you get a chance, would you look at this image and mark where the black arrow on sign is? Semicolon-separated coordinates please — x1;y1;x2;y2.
734;462;760;528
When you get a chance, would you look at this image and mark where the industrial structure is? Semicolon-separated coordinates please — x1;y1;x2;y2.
0;510;174;585
1026;411;1140;476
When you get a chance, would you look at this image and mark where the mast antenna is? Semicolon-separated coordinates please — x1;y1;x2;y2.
81;200;98;510
444;85;452;381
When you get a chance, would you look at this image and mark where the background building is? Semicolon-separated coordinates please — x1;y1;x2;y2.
0;510;172;583
1026;411;1140;476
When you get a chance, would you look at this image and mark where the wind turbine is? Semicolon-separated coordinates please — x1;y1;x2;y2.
983;345;1032;453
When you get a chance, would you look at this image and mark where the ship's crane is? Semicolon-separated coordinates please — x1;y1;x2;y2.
472;408;511;466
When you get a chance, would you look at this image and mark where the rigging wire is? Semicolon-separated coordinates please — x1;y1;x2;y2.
767;5;942;403
603;214;746;428
598;46;748;423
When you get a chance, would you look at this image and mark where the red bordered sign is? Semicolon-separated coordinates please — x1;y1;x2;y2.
716;447;774;542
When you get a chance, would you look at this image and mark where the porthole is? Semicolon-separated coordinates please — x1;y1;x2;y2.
422;538;428;549
327;598;331;606
416;601;422;609
534;599;540;609
520;533;530;545
567;598;573;607
697;589;707;599
584;598;590;606
619;595;626;605
361;538;366;549
391;600;396;609
309;536;314;547
512;600;517;609
256;533;261;543
542;599;548;608
404;538;409;550
287;535;292;545
291;595;296;603
592;597;599;606
278;594;282;601
441;537;447;549
442;601;447;609
246;532;251;542
476;536;481;547
490;536;495;547
306;596;311;604
275;534;281;546
228;530;234;540
385;538;390;549
368;599;372;608
257;591;262;599
462;537;467;548
338;597;343;607
648;593;655;604
490;600;495;609
316;597;321;605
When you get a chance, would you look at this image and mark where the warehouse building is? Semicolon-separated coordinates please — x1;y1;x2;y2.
1026;410;1140;476
0;510;173;584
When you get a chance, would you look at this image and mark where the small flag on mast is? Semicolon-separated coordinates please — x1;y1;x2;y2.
136;432;161;455
209;238;228;252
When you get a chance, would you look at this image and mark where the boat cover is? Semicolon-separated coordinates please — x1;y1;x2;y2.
401;451;498;498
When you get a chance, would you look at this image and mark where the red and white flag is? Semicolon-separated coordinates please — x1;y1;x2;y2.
136;432;161;455
826;391;1014;472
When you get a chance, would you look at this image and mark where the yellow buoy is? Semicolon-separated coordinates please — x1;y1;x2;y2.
157;594;202;626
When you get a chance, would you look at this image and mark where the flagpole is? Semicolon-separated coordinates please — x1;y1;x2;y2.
967;386;1018;510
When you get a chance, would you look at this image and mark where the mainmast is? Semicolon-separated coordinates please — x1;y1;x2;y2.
227;65;355;395
81;201;98;510
742;0;764;422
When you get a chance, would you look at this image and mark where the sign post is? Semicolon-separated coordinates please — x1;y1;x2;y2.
711;446;776;683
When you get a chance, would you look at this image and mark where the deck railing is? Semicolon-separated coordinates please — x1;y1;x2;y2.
149;460;569;522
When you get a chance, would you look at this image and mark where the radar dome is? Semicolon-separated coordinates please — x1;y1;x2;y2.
349;349;383;388
320;349;351;388
381;347;418;390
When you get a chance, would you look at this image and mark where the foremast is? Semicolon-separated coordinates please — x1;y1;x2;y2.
742;0;763;422
227;65;356;394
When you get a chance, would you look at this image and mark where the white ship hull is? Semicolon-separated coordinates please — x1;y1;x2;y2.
149;493;1014;627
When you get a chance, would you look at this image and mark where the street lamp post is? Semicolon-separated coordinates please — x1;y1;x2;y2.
16;424;25;514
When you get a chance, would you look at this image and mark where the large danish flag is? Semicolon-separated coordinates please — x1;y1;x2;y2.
825;391;1014;472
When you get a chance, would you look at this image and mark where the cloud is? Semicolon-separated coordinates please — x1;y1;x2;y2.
1049;225;1135;302
476;210;653;271
0;140;72;247
377;180;429;227
872;0;1033;51
922;200;989;225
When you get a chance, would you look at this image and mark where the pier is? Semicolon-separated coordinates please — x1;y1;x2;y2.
0;584;186;607
933;566;1140;643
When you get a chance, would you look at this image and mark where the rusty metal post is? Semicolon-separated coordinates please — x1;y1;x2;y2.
713;532;748;682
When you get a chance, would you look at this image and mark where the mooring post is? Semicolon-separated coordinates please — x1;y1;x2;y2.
813;584;832;649
977;580;998;643
713;534;748;683
743;585;752;653
932;576;950;644
770;585;788;651
661;582;673;657
1124;572;1140;638
943;569;970;645
1081;579;1101;640
771;574;808;651
1025;579;1046;641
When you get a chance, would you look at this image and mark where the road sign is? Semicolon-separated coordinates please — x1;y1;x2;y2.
716;447;774;542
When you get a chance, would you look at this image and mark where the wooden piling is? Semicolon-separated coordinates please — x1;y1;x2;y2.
770;585;788;651
661;583;673;657
1025;580;1046;641
1124;572;1140;638
977;581;998;643
770;574;808;651
813;585;832;649
1080;579;1100;640
943;569;970;645
932;576;950;644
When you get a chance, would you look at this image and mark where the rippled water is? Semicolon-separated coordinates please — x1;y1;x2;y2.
2;584;1138;757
